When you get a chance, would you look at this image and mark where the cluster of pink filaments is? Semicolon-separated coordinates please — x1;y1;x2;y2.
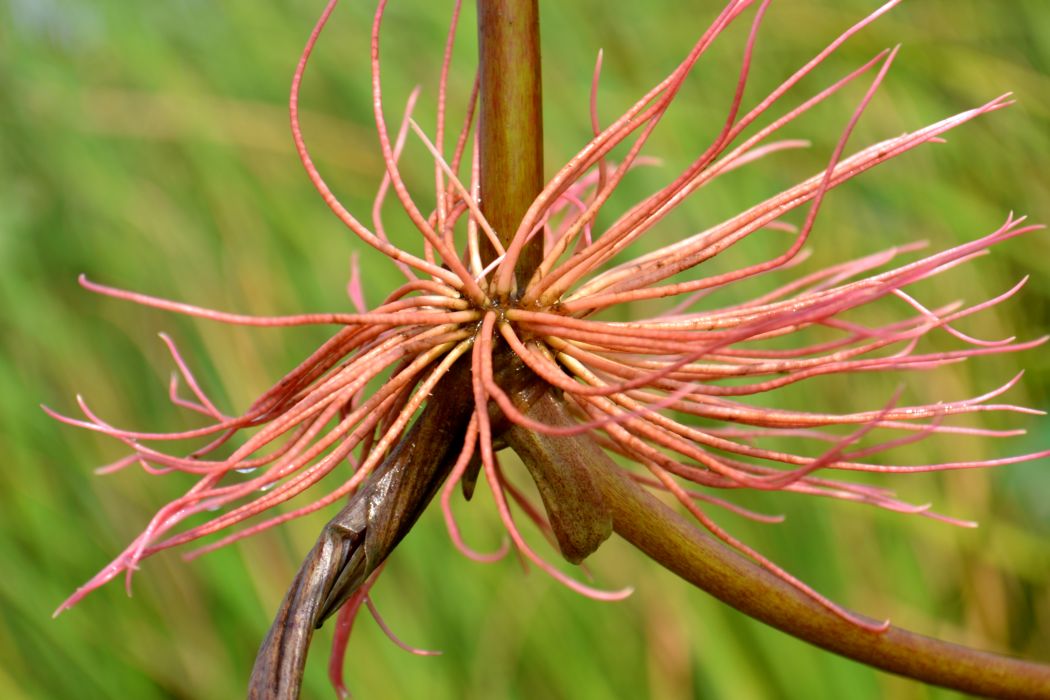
54;0;1046;663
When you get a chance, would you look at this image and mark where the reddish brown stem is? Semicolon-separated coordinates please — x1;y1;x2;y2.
477;0;544;286
515;391;1050;698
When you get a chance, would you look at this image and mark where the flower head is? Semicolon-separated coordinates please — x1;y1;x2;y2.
52;0;1046;681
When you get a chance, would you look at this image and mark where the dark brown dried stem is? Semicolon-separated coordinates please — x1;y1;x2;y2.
247;357;476;699
509;390;1050;699
247;352;547;699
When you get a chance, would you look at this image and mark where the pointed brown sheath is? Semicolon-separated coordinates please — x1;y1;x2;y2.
248;348;547;699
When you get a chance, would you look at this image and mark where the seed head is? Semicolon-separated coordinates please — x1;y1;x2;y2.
51;0;1046;650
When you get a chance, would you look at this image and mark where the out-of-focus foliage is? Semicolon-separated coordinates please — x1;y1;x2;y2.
2;1;1048;698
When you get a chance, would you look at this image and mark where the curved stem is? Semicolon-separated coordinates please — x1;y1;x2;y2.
515;391;1050;698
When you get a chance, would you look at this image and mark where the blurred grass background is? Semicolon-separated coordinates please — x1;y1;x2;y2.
3;0;1049;697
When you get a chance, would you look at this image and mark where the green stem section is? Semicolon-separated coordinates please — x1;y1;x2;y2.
477;0;544;286
511;392;1050;699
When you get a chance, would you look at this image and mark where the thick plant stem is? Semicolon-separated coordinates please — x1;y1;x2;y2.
477;0;544;285
512;392;1050;699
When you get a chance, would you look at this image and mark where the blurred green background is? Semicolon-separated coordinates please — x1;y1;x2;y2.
3;0;1049;697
